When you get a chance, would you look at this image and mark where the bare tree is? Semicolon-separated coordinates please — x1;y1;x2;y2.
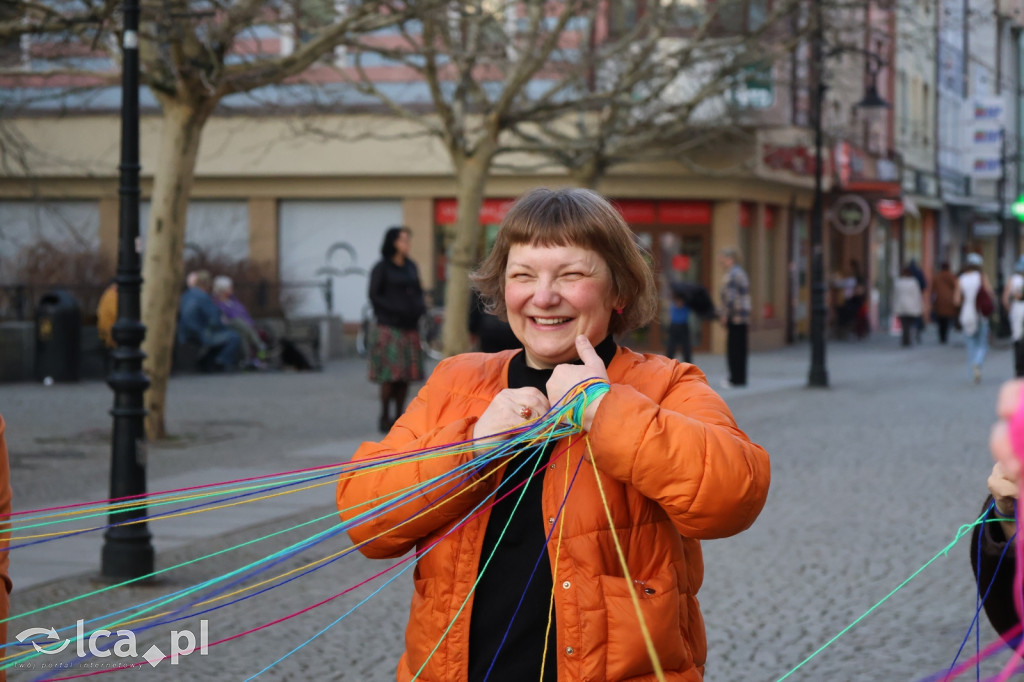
4;0;406;438
507;0;916;188
135;1;410;438
340;0;844;355
506;0;815;189
342;0;669;354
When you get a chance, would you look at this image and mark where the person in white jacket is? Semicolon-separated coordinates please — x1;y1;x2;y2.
893;265;924;347
955;253;993;384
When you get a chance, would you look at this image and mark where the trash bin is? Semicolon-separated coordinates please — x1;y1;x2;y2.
35;290;81;383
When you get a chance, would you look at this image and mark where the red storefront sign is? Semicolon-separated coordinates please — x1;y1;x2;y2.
615;200;712;225
762;144;818;175
657;201;712;225
876;198;904;220
434;198;515;224
613;200;657;224
435;198;713;226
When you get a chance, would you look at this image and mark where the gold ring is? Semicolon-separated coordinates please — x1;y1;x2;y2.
518;406;532;419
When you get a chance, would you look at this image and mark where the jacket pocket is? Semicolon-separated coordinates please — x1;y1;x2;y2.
406;575;442;678
599;570;689;681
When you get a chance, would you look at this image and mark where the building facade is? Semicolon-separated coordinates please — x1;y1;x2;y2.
2;1;1024;359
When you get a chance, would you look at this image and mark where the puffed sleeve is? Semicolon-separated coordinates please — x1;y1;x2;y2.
586;361;770;539
969;497;1020;639
337;360;495;559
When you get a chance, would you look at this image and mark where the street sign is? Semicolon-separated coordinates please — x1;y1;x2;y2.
829;194;871;235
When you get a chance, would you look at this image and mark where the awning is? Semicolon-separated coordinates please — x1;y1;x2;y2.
944;194;1000;213
906;194;943;210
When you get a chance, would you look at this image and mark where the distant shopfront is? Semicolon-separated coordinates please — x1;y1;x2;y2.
431;197;715;353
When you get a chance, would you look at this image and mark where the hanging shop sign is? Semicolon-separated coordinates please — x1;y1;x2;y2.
875;198;905;220
973;220;1002;237
829;194;871;235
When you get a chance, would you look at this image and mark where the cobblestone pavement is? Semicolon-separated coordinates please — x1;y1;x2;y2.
2;333;1018;681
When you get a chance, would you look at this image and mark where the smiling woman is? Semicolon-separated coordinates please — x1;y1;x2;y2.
337;187;771;682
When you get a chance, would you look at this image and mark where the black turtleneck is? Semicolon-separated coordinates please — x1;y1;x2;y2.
467;336;617;682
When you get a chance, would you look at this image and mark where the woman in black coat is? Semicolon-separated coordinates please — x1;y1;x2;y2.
368;227;426;432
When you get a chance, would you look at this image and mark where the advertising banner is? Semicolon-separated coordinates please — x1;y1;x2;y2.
966;97;1005;180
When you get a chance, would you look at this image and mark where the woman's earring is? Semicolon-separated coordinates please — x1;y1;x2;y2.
615;307;624;315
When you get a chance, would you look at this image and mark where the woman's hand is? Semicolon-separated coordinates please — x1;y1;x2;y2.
473;387;550;443
546;335;609;432
987;461;1019;517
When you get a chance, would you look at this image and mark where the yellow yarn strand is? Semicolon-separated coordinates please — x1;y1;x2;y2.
585;437;666;682
0;457;514;668
103;474;494;635
9;478;338;541
11;446;474;541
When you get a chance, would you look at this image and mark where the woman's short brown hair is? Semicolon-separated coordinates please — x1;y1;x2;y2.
471;187;658;336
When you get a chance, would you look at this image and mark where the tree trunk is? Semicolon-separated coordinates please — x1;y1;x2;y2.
141;97;212;440
572;159;604;190
441;144;496;357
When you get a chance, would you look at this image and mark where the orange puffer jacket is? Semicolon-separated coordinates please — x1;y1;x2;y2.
337;347;770;682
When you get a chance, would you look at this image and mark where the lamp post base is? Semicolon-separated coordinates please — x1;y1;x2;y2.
101;532;154;581
808;366;829;388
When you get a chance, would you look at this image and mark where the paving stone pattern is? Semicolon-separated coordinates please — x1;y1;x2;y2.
1;334;1017;680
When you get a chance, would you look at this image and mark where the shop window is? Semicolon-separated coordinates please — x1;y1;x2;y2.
661;0;768;36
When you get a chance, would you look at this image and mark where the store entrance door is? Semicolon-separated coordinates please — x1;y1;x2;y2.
620;228;712;354
658;230;712;354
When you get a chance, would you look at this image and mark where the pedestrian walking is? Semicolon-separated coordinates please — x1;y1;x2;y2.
955;253;994;384
338;187;770;682
368;226;426;433
907;259;927;342
718;248;751;387
1005;256;1024;377
665;291;693;363
932;262;958;344
893;265;923;347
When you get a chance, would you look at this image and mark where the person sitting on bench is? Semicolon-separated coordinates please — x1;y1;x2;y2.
177;270;242;372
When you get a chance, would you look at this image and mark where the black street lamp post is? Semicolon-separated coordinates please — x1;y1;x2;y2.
808;0;890;388
101;0;154;580
808;0;828;388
